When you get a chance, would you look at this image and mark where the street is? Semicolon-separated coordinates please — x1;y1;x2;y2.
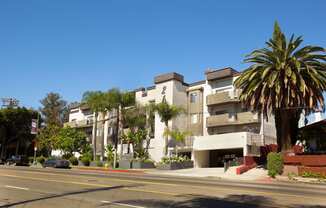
0;167;325;207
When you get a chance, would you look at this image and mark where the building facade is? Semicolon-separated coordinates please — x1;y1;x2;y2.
67;67;277;167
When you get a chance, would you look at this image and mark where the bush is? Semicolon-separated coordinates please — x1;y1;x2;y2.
160;156;190;164
69;156;79;166
62;153;73;160
36;156;46;165
81;156;91;166
28;157;34;164
267;152;283;177
96;160;103;167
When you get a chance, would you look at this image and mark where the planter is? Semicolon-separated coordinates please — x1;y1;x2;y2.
119;159;132;169
284;155;326;167
157;161;193;170
132;161;155;169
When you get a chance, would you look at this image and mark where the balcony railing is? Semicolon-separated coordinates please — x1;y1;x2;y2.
206;112;259;128
65;119;94;128
206;90;240;106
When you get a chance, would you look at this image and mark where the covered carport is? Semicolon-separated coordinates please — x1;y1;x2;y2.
192;132;248;168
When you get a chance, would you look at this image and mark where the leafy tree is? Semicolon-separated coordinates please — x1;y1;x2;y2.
154;102;184;156
0;108;39;158
234;22;326;151
39;92;67;126
164;128;191;156
37;124;61;156
55;126;87;157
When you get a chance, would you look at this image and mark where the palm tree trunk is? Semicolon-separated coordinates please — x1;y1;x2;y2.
114;107;120;168
92;112;98;160
15;140;20;156
280;110;292;151
101;120;105;161
164;123;168;156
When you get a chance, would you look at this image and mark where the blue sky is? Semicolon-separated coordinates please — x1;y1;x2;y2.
1;0;325;108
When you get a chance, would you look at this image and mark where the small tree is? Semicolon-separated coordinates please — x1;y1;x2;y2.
154;102;184;156
55;126;87;158
37;124;61;156
164;128;191;156
105;144;115;167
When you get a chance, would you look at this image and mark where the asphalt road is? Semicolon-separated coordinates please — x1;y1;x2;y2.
0;166;326;208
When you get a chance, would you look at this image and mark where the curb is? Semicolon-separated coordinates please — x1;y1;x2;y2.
73;166;145;174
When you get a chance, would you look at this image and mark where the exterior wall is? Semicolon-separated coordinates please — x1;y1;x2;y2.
193;132;247;152
187;87;204;136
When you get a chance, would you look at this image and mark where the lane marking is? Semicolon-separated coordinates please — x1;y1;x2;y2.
2;169;179;187
5;185;29;191
0;174;176;196
101;200;146;208
1;173;326;202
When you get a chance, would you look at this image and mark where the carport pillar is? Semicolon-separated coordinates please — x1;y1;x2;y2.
193;150;209;168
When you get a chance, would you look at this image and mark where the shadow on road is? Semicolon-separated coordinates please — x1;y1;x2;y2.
0;184;139;208
114;194;326;208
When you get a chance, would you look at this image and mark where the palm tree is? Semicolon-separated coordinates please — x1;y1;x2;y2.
234;22;326;151
82;91;108;160
106;88;135;167
154;102;184;156
163;128;191;156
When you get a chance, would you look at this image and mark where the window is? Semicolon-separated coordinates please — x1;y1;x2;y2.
190;93;197;103
191;114;198;124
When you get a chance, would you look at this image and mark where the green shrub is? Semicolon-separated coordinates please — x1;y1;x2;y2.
28;157;34;164
81;156;91;166
36;156;46;165
62;153;73;160
267;152;283;177
160;156;190;164
69;156;79;166
96;160;103;167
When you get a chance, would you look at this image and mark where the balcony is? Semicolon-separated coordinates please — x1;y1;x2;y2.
206;90;240;106
65;119;94;128
206;112;259;128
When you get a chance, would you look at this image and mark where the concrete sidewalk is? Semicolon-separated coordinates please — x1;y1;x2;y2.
145;167;271;182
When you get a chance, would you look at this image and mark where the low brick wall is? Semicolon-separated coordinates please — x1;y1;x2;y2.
236;164;256;175
283;155;326;167
298;166;326;176
283;154;326;176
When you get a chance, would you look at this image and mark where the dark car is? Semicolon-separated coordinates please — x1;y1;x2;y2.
6;155;29;166
43;159;70;168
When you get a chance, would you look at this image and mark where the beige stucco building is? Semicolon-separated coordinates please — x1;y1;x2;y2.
66;67;277;167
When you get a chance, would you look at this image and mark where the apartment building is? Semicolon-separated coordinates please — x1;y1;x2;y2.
135;68;276;167
67;67;276;167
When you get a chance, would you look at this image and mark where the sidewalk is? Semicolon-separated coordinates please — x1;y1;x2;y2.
145;167;272;182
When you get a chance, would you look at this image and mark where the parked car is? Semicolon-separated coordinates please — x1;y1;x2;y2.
43;159;70;168
6;155;29;166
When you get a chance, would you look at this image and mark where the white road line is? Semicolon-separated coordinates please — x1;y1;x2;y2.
101;200;146;208
4;185;29;191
